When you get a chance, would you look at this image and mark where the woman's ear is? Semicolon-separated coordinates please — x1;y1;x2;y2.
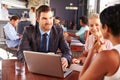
104;24;111;34
103;24;108;33
101;24;111;39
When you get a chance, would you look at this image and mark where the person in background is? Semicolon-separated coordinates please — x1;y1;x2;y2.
54;16;61;26
3;15;22;48
17;5;72;68
29;7;36;26
17;13;31;35
79;4;120;80
68;16;89;44
1;4;9;20
67;20;74;30
61;20;67;31
54;16;66;31
72;13;112;65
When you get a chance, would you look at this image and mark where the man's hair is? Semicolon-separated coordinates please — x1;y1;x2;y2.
10;15;20;21
55;16;61;20
2;4;6;7
30;7;36;12
79;16;88;24
23;13;28;18
100;4;120;36
36;5;51;17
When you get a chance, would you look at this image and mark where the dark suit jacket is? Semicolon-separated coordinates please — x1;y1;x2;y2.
17;24;72;63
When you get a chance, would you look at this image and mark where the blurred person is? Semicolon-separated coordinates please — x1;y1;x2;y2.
54;16;61;26
79;4;120;80
54;16;66;31
3;15;22;48
61;20;67;31
67;20;74;30
17;13;31;35
72;13;112;65
1;4;9;20
17;5;72;68
68;16;89;44
29;7;36;26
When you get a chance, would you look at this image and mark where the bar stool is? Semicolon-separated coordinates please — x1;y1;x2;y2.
4;44;18;58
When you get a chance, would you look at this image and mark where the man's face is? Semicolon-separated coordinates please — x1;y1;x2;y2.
54;19;60;25
12;19;19;27
79;20;83;26
38;11;53;32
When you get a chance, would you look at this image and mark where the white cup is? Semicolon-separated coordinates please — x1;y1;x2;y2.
15;61;25;76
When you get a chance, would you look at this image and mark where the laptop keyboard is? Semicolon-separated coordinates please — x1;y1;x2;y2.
63;68;69;73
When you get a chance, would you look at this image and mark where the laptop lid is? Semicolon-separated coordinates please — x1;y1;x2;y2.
23;51;72;78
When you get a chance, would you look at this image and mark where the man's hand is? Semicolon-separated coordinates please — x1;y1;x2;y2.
72;58;80;64
61;57;68;68
18;34;23;39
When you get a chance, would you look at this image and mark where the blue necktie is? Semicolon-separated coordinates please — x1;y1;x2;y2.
41;33;48;52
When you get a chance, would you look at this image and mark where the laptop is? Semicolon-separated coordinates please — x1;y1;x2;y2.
23;51;73;78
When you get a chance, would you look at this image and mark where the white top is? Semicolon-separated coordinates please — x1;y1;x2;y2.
1;7;9;20
104;44;120;80
29;12;36;26
85;34;113;52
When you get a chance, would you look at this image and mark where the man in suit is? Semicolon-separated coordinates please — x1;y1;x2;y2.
17;5;72;68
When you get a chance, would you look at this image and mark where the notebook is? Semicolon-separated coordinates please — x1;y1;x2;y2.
23;51;73;78
70;64;83;72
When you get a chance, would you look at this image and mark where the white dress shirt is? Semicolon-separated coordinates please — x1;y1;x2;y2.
4;22;20;48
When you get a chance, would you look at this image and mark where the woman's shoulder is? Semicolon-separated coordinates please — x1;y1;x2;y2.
99;49;118;58
97;48;119;62
92;49;119;70
93;49;119;75
101;49;120;75
99;50;119;68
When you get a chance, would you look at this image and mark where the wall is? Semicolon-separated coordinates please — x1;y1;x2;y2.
50;0;88;30
8;9;29;18
100;0;120;12
50;0;78;26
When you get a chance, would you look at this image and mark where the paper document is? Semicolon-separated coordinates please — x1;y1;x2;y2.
69;64;83;72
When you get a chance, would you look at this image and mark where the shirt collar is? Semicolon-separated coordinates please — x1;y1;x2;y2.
39;27;51;36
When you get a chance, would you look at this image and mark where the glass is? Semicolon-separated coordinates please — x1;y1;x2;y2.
15;60;25;76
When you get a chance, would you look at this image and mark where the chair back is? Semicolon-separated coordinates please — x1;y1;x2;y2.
2;28;6;39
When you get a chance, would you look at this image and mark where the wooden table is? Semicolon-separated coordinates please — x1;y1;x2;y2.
2;59;79;80
64;32;84;58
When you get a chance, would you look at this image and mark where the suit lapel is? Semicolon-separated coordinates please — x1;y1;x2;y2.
35;27;41;51
49;27;58;52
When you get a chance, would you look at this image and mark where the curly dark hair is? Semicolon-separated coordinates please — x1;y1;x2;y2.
100;4;120;36
79;16;88;25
